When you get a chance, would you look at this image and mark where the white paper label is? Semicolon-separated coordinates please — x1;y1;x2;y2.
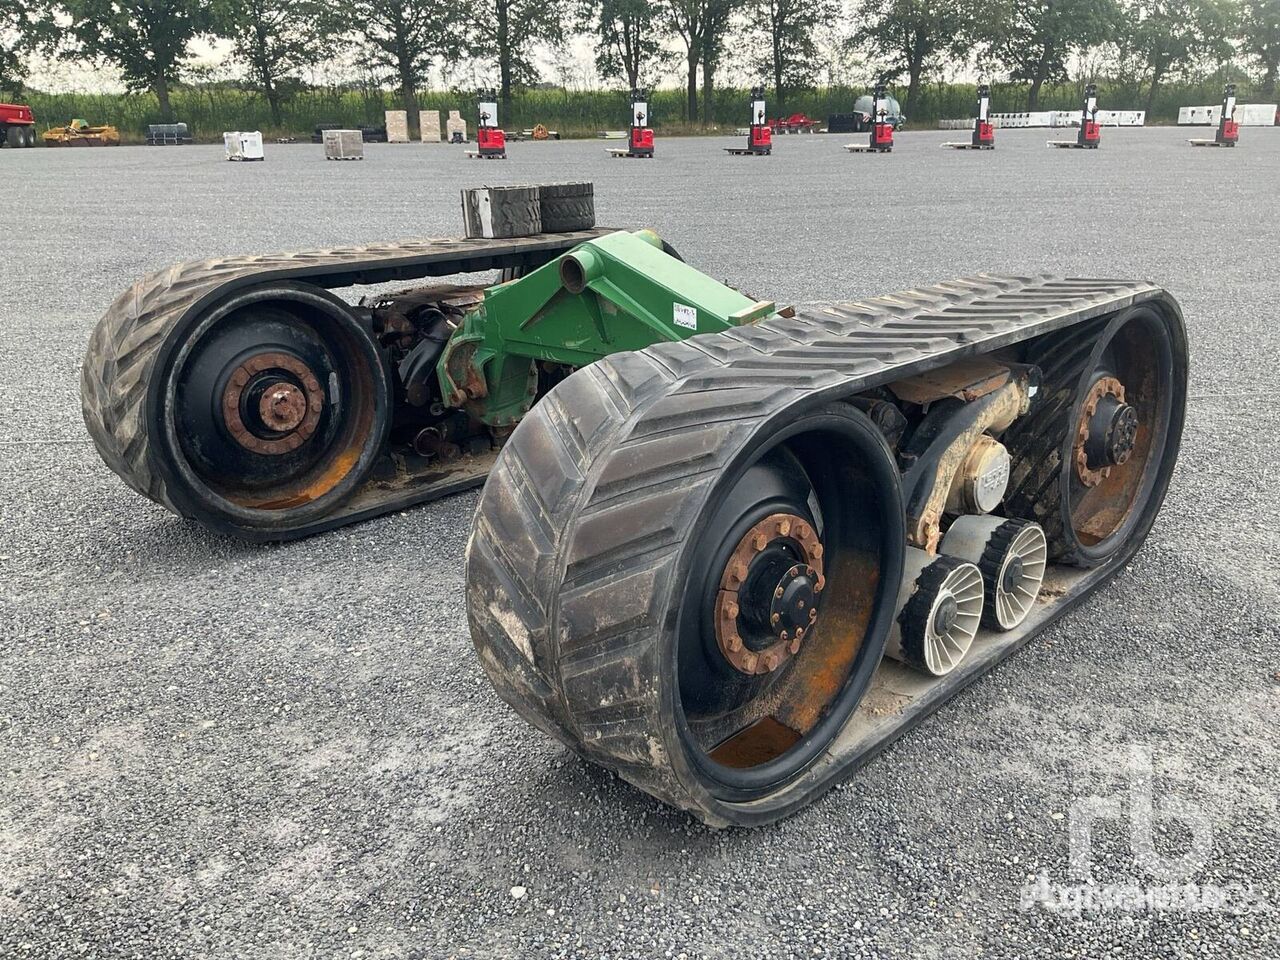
673;303;697;331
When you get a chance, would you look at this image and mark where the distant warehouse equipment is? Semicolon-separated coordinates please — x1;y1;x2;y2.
147;123;193;145
224;131;264;161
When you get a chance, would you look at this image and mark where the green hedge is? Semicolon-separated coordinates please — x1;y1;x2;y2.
22;76;1267;142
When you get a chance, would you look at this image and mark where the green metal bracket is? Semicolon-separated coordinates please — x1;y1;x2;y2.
438;230;775;427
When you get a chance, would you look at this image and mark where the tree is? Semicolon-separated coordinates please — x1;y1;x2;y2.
470;0;568;111
749;0;836;112
216;0;334;127
1241;0;1280;94
58;0;211;120
661;0;739;123
581;0;669;90
340;0;462;125
852;0;971;116
978;0;1120;109
1;0;58;94
1121;0;1237;114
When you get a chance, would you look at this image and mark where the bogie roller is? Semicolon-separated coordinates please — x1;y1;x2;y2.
82;186;1187;824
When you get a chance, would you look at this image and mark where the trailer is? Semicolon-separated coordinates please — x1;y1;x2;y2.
0;103;38;148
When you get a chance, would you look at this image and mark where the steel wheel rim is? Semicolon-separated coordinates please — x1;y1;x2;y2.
157;285;389;528
673;407;904;801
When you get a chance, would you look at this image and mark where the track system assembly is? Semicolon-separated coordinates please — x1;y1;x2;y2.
82;202;1187;825
467;275;1187;826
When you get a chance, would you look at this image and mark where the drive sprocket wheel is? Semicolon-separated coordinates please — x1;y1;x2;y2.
82;282;391;537
1002;304;1188;567
467;377;904;825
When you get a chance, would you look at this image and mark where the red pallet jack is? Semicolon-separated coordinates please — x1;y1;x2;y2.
726;86;772;155
1049;83;1101;149
468;90;507;159
609;89;654;158
944;84;995;150
1189;83;1239;147
846;83;894;153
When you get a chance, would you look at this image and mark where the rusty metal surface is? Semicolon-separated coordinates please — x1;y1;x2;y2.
221;352;324;455
887;357;1011;405
1074;375;1126;487
713;513;824;676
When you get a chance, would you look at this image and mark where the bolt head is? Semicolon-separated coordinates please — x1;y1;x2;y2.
726;602;739;619
726;635;742;652
770;613;780;626
778;519;792;536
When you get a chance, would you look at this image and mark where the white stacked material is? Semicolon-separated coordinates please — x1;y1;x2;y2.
938;119;972;130
223;131;264;161
323;129;364;160
1050;109;1145;127
1178;103;1278;126
446;110;468;142
419;110;441;142
385;110;410;142
990;112;1054;128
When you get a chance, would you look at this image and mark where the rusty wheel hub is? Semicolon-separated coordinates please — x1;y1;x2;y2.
222;352;325;455
1074;376;1135;487
714;512;825;676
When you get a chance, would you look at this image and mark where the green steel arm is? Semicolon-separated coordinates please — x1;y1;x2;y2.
437;230;776;426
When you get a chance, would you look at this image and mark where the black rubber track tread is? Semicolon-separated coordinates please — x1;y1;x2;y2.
975;518;1038;630
1001;316;1108;565
467;274;1180;825
80;232;611;518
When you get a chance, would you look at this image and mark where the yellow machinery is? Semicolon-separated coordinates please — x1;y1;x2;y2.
43;119;121;147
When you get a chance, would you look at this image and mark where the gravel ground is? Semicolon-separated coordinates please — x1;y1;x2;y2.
1;126;1278;959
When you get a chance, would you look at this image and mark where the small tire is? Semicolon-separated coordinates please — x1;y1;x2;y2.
24;127;37;147
538;182;595;232
5;126;20;148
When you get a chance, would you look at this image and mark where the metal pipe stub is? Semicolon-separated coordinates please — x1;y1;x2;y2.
714;512;826;676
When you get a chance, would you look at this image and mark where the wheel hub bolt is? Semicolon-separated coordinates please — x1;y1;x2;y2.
1002;556;1025;594
259;382;308;433
1106;404;1139;465
933;595;959;635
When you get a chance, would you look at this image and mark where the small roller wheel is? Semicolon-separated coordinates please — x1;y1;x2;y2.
887;551;984;676
941;516;1047;631
1004;304;1188;567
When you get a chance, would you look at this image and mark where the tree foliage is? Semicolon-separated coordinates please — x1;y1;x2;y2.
1241;0;1280;94
338;0;462;124
660;0;741;122
581;0;669;90
1121;0;1237;112
1;0;60;94
852;0;970;114
57;0;211;120
979;0;1120;108
747;0;835;111
470;0;569;108
216;0;335;126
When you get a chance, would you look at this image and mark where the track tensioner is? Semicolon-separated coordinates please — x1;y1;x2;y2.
82;188;1187;825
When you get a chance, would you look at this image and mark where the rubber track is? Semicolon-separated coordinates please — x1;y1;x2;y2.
467;274;1178;824
80;231;611;519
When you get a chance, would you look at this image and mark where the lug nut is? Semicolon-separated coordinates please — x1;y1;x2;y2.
726;602;739;619
808;608;817;621
778;519;791;536
752;533;768;551
770;613;780;626
726;635;742;652
774;585;784;599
